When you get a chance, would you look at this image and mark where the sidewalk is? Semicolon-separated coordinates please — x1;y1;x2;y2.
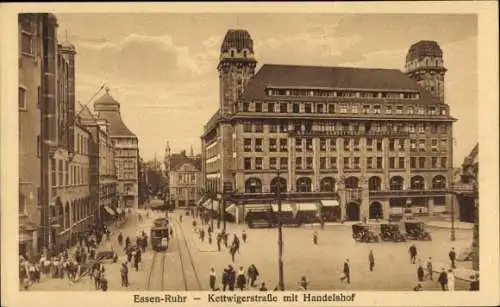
425;221;473;230
432;261;477;282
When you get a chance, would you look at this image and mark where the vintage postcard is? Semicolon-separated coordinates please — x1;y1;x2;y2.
1;2;498;307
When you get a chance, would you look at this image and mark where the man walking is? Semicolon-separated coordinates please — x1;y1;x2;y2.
209;267;216;291
120;262;129;287
417;262;425;282
368;250;375;272
449;247;456;269
340;259;350;284
408;244;417;264
426;257;433;280
247;264;259;288
438;268;448;291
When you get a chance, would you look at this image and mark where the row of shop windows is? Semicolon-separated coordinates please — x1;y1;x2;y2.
51;159;89;187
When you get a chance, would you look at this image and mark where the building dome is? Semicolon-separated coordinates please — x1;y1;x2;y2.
221;29;254;53
406;40;443;62
93;87;136;137
60;40;76;50
94;87;120;110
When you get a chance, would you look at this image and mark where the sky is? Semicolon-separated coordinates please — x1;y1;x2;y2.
56;13;478;166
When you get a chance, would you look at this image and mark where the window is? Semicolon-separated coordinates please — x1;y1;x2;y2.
429;107;437;115
293;103;300;113
255;103;262;112
267;103;275;113
339;105;347;113
376;157;383;169
441;124;448;133
328;104;335;114
416;107;425;115
280;103;288;113
419;140;426;152
410;157;417;168
320;157;326;169
417;124;425;133
440;108;447;115
270;157;277;169
64;161;68;186
269;124;278;133
366;138;373;152
305;104;312;113
410;140;417;152
330;157;337;169
431;157;438;168
389;157;395;168
305;138;313;152
374;105;381;114
408;124;415;133
244;158;251;170
280;157;288;169
431;139;438;152
396;106;403;114
376;139;383;151
362;105;370;114
385;106;392;114
344;157;350;169
244;138;252;152
344;138;350;151
330;138;337;151
21;16;34;56
255;138;263;152
419;157;426;168
399;157;405;169
353;138;360;151
431;124;438;134
279;139;288;152
306;157;313;169
269;138;277;152
441;157;448;168
407;107;414;115
389;139;395;151
255;158;263;170
353;157;360;169
243;103;250;112
243;122;252;133
19;87;27;110
367;157;373;169
440;139;448;151
51;159;57;187
255;123;263;133
295;138;303;152
317;104;324;113
352;105;358;114
396;139;403;151
296;157;302;169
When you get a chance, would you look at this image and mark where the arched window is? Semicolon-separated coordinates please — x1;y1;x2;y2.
411;176;425;190
320;177;335;192
245;178;262;193
345;176;359;189
270;177;287;194
432;175;446;189
390;176;404;190
368;176;382;191
296;177;312;192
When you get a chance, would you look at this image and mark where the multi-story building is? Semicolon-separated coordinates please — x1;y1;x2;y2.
94;89;139;209
78;103;119;227
201;30;455;224
19;13;44;259
164;145;202;207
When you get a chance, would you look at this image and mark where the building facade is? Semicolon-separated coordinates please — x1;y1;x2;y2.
201;30;455;224
164;145;202;207
94;89;139;209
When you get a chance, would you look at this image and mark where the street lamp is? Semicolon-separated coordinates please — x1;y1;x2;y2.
275;167;285;291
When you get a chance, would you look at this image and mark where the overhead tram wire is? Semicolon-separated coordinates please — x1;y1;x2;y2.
66;83;106;130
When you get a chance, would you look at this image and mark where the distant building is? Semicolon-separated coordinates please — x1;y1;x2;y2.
201;29;455;224
164;144;202;207
455;143;478;222
94;88;139;209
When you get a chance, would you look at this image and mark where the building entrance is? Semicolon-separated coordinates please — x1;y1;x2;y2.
346;202;360;221
369;202;383;219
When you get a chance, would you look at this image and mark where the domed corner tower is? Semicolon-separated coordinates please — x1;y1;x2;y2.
217;29;258;115
404;40;447;102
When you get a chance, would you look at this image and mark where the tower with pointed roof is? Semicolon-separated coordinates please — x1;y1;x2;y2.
405;40;447;102
94;87;139;209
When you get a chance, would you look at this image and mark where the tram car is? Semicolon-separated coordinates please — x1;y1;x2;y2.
151;217;170;251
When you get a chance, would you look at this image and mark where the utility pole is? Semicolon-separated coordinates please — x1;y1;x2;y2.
450;182;456;241
276;168;284;290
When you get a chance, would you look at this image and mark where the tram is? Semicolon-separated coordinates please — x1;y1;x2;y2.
151;217;170;251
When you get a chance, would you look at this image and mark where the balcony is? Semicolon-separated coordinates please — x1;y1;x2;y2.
369;188;450;197
289;130;410;138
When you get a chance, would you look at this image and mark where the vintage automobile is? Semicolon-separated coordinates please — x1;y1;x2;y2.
404;221;432;241
352;223;379;243
379;223;406;242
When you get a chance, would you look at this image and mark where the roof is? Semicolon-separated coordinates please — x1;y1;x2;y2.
463;143;478;166
77;102;97;121
169;154;201;171
94;89;137;138
221;29;254;53
240;64;441;104
406;40;443;62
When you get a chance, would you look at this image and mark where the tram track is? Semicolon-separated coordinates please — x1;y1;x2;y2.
145;251;167;290
173;218;202;291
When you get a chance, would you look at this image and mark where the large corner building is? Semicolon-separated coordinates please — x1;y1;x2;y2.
201;29;455;224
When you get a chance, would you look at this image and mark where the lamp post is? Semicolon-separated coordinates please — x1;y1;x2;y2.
450;182;456;241
275;168;285;291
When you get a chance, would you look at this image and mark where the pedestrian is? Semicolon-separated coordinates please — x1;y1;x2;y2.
417;262;425;282
120;262;129;287
469;273;479;291
320;217;325;230
200;228;205;242
236;266;246;291
340;259;350;284
426;257;433;280
222;268;229;291
228;265;236;291
438;268;448;291
232;234;240;253
216;233;222;252
101;273;108;291
136;247;142;263
300;276;309;290
368;250;375;272
118;232;123;246
449;247;456;269
127;248;133;263
180;214;183;223
408;244;417;264
94;266;101;290
125;236;131;250
259;282;268;291
209;267;216;291
313;230;318;245
230;245;237;263
247;264;259;287
223;233;229;248
447;269;455;291
208;233;212;245
242;230;247;243
170;227;173;237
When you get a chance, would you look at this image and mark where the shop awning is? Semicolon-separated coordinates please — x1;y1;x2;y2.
225;203;237;216
196;197;206;206
321;200;340;207
201;199;212;209
297;203;319;211
104;206;115;216
271;203;294;212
